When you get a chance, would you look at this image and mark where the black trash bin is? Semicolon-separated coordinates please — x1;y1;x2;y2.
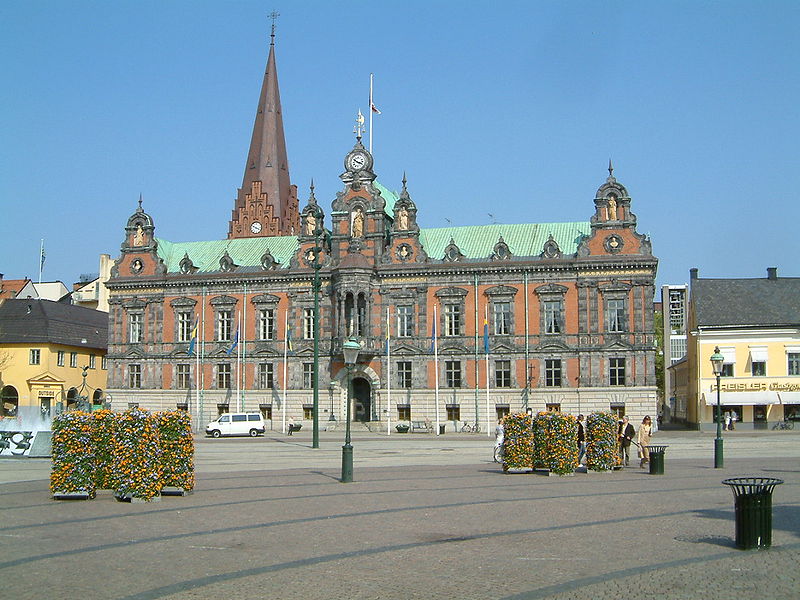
722;477;784;549
438;424;446;435
648;445;668;475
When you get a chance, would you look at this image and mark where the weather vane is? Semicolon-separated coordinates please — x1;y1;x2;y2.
269;10;280;43
354;109;366;139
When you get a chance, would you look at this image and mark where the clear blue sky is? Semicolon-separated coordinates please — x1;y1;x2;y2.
2;1;798;292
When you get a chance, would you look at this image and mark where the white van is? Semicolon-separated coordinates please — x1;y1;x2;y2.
205;412;266;438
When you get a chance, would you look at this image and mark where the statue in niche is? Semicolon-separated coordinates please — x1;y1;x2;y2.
305;212;316;236
133;225;145;246
607;197;617;221
352;207;364;238
398;206;409;230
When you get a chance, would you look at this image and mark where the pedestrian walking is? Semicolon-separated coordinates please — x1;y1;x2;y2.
618;416;635;466
577;414;586;466
287;416;295;435
724;411;731;431
638;415;653;468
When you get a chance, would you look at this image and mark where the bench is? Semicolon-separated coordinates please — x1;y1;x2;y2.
410;421;432;433
287;423;303;435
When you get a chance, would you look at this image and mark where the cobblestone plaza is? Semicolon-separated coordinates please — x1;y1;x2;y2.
1;430;797;599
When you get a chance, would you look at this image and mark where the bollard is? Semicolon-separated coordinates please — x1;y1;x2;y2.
722;477;784;549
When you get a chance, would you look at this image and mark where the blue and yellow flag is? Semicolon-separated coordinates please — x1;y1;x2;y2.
187;318;199;356
483;315;490;354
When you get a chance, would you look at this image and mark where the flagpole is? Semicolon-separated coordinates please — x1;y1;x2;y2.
485;305;491;438
282;309;288;434
386;305;391;436
194;315;200;432
434;304;440;436
369;73;374;155
236;310;242;412
242;284;247;412
200;286;206;432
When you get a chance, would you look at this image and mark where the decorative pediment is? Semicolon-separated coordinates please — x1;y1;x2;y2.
210;295;238;307
122;298;147;309
537;341;571;352
435;286;468;299
170;297;197;308
534;283;568;296
491;342;516;354
603;340;633;351
219;251;238;272
442;239;464;262
599;279;632;293
251;294;280;305
179;253;197;275
491;236;512;261
27;371;65;385
169;348;192;358
253;345;281;357
260;250;278;270
439;342;470;354
125;348;145;359
391;343;420;355
485;285;518;297
540;235;562;259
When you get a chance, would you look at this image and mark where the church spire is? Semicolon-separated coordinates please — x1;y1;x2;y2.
228;17;299;239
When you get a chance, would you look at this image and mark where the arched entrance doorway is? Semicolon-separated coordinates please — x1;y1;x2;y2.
352;377;371;422
1;385;19;418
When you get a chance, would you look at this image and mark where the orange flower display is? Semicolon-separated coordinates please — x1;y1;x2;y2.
156;411;195;491
501;413;533;472
50;411;96;497
586;412;620;471
533;412;578;475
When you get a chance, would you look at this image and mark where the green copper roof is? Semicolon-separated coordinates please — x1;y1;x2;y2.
373;181;398;218
156;236;298;273
418;222;591;260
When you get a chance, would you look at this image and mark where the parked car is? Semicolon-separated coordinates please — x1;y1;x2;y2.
205;412;266;438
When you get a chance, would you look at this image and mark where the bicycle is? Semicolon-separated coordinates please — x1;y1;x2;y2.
772;420;795;430
460;421;481;433
493;444;503;463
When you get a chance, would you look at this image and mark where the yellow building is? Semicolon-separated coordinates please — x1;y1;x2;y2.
670;268;800;430
0;299;108;424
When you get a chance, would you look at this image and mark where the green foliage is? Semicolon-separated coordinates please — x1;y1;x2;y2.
586;412;620;471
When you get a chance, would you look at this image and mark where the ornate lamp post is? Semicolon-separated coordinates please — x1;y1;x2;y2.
710;346;724;468
341;338;361;483
310;198;324;449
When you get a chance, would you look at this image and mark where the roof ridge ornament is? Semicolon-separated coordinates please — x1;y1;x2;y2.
269;10;279;46
354;109;366;141
607;158;616;183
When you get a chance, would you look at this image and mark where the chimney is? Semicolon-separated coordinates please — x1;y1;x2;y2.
767;267;777;280
689;268;699;280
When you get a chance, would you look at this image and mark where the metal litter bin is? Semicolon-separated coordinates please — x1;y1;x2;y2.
648;445;668;475
722;477;784;549
438;424;446;435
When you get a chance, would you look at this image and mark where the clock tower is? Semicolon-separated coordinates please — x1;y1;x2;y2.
228;27;299;239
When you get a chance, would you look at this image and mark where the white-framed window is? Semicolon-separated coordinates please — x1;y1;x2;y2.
129;364;142;388
29;349;41;365
302;362;313;389
258;308;275;341
70;352;78;368
495;359;511;387
606;299;626;332
445;360;461;387
258;362;274;389
88;355;96;369
444;303;461;336
57;350;65;367
129;312;143;343
176;364;191;389
101;356;108;370
397;361;412;388
545;359;562;387
609;358;626;386
750;347;768;377
303;308;315;340
397;305;413;337
493;301;512;335
216;310;233;342
543;300;562;334
217;363;232;389
177;311;193;342
788;353;800;376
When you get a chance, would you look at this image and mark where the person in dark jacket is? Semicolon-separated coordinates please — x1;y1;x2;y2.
577;414;586;466
617;416;635;466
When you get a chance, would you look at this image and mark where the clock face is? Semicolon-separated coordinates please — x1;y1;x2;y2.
250;221;262;234
347;151;368;172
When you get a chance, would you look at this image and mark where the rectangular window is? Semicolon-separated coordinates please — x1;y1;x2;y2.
88;355;96;369
496;405;510;421
303;308;315;340
29;349;41;365
232;414;247;423
258;362;274;389
752;361;766;377
669;338;687;363
668;288;686;333
493;301;511;335
176;364;191;389
57;350;65;367
546;403;561;412
446;405;460;421
444;303;461;336
606;299;625;332
495;359;511;388
129;364;142;388
303;405;313;420
303;362;313;389
789;353;800;376
545;359;562;387
258;308;275;341
609;358;626;386
217;363;232;389
397;305;413;337
216;310;232;342
543;300;561;334
721;363;734;377
260;405;273;420
397;405;411;421
129;312;143;343
101;356;108;370
177;311;193;342
397;361;412;388
70;352;78;368
445;360;461;388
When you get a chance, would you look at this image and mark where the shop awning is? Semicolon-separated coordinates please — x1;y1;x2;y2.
749;347;768;362
704;391;800;406
720;347;736;363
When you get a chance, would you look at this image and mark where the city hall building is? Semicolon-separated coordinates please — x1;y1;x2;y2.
105;35;659;431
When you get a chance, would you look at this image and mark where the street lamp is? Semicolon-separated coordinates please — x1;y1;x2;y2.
710;346;724;468
328;382;337;421
341;337;361;483
310;197;324;449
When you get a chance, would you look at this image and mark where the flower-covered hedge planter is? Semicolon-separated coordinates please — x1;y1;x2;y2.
533;412;578;476
92;410;118;490
501;413;533;473
585;412;620;472
156;410;195;493
113;408;162;502
50;411;96;499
